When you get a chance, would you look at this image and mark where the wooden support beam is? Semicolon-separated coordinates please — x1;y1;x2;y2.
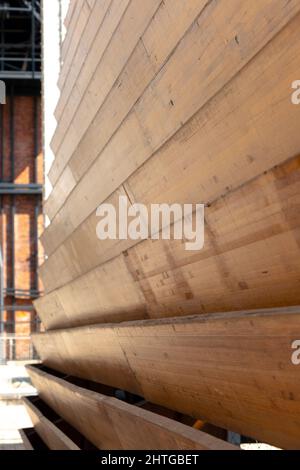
36;154;300;330
19;428;48;450
63;0;77;30
27;365;236;450
43;1;300;256
51;0;160;166
19;429;34;450
46;0;211;221
23;397;80;450
32;308;300;449
60;1;86;67
59;0;131;94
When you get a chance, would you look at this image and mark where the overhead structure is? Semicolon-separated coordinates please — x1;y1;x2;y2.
24;0;300;450
0;0;41;80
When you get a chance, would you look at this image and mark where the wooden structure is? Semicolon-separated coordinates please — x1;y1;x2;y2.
23;397;80;450
27;365;235;450
31;308;300;450
27;0;300;450
19;428;48;450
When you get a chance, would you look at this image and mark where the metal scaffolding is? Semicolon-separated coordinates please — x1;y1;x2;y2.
0;0;42;364
0;0;41;80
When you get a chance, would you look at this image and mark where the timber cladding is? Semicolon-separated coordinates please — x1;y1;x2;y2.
36;154;300;330
36;0;300;450
33;308;300;450
27;365;236;450
23;397;80;450
44;0;300;245
37;1;300;329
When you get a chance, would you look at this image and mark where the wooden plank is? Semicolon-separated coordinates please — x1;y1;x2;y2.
44;110;153;255
27;365;236;450
123;160;300;318
40;188;137;295
46;0;210;221
36;152;300;329
23;397;80;450
56;0;112;120
44;166;77;222
32;308;300;449
42;5;300;256
19;429;34;450
63;0;77;29
51;0;300;185
55;0;131;141
60;2;91;89
50;0;160;164
35;248;149;330
19;428;49;450
60;1;84;66
33;321;143;396
86;0;96;10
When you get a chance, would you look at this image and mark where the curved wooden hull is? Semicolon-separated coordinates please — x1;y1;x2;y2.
36;0;300;450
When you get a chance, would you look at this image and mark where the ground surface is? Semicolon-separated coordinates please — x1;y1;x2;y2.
0;362;37;451
0;403;32;450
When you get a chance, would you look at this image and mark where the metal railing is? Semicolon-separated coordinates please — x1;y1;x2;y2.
0;317;42;364
0;334;39;364
0;0;41;79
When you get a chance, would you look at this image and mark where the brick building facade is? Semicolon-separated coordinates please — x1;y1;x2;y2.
0;2;43;362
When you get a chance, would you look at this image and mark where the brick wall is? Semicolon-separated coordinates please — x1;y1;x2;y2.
0;94;44;361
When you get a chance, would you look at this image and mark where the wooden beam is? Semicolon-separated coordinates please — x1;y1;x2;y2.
27;366;236;450
60;1;88;67
35;251;149;331
23;397;80;450
19;428;48;450
36;154;300;330
19;429;34;450
42;8;300;264
63;0;77;30
57;0;127;113
60;1;84;67
43;1;300;256
46;0;210;221
59;0;111;97
50;0;160;167
32;308;300;449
